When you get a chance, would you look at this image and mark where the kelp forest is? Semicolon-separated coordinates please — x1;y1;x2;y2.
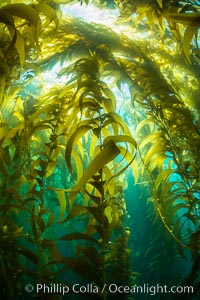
0;0;200;299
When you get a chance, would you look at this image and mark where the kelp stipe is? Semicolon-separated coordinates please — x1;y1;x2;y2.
54;54;138;298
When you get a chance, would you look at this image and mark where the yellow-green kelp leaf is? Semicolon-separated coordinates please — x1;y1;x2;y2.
33;3;59;29
15;30;25;68
183;25;198;64
72;140;120;191
157;0;163;9
147;152;166;173
87;179;105;199
117;145;139;182
3;3;41;43
0;71;7;105
143;142;166;167
139;132;163;149
103;135;137;154
65;204;87;222
0;118;7;141
136;117;155;135
155;169;174;191
12;111;25;123
101;86;116;112
5;124;24;139
107;112;132;136
5;25;25;67
102;135;137;178
45;161;57;178
103;166;114;196
65;124;92;173
104;205;114;224
168;13;200;26
55;190;67;222
84;187;102;204
59;232;99;244
71;149;83;182
3;3;39;24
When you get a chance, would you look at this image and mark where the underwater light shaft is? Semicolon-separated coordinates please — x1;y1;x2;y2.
37;3;162;92
61;3;119;26
61;3;152;40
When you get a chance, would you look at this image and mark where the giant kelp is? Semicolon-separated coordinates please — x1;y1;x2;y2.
0;0;200;299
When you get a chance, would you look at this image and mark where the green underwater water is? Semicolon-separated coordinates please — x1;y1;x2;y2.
1;165;198;300
0;1;200;300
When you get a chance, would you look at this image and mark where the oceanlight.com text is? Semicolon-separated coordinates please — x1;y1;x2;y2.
108;283;194;296
24;283;194;296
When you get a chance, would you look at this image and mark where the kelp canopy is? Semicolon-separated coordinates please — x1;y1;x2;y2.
0;0;200;299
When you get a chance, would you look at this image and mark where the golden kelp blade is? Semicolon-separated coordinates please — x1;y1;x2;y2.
55;190;67;222
3;3;41;42
65;124;92;172
72;140;120;191
33;3;59;29
183;25;198;64
169;13;200;26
